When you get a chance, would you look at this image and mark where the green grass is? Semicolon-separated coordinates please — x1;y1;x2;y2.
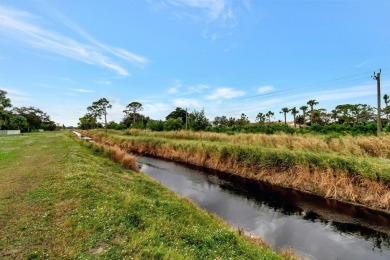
0;132;282;259
90;130;390;183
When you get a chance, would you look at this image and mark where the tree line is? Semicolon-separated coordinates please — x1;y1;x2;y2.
0;90;57;132
79;96;390;135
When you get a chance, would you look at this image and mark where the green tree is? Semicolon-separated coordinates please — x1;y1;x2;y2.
280;107;290;125
384;94;390;121
147;120;164;131
9;115;28;132
300;106;308;126
0;90;12;110
188;109;209;131
166;107;187;123
265;111;274;123
237;113;250;126
12;107;55;132
256;112;266;124
306;100;319;125
78;113;96;130
88;98;112;133
124;102;143;123
227;117;236;127
164;118;183;131
290;107;298;128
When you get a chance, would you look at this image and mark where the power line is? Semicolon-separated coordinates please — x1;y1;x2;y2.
241;71;371;100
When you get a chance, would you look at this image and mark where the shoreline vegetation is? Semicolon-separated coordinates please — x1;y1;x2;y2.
0;132;289;259
82;129;390;213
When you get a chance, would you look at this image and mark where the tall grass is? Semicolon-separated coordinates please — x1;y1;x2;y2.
77;139;139;172
84;130;390;212
120;129;390;159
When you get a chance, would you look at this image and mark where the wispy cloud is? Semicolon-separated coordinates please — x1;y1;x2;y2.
156;0;251;39
168;0;231;22
206;87;245;100
144;102;172;114
173;98;201;107
0;87;31;104
188;83;209;93
257;85;274;94
0;5;148;76
73;88;94;93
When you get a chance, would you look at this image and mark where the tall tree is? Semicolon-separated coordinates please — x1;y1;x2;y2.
13;106;55;132
188;109;209;131
0;90;12;110
265;111;274;123
256;112;266;124
384;94;390;121
300;106;308;126
280;107;290;125
290;107;298;128
166;107;187;123
124;102;143;123
9;115;28;131
88;98;112;133
237;113;250;126
307;100;319;125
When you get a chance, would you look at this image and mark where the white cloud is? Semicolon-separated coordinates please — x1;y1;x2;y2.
168;0;228;21
0;5;148;76
73;88;94;93
206;87;245;100
188;83;209;93
168;87;179;93
173;98;201;107
0;87;31;105
160;0;251;38
257;85;274;94
144;103;172;114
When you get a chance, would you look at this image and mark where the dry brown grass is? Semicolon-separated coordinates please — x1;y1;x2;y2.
121;130;390;159
83;131;390;212
87;142;140;172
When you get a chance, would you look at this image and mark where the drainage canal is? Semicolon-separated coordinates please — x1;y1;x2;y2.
138;156;390;260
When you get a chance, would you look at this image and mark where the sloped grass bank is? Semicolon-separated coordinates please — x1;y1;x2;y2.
83;130;390;213
0;132;284;259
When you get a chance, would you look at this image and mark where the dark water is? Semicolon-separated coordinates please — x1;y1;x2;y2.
138;156;390;260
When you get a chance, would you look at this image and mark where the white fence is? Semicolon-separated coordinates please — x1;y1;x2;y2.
0;130;21;135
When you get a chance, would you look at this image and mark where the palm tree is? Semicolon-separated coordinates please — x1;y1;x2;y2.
280;107;290;125
290;107;298;128
300;106;308;126
256;112;266;124
265;111;274;123
307;100;319;125
384;94;390;121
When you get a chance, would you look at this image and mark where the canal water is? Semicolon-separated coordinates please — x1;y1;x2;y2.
138;156;390;260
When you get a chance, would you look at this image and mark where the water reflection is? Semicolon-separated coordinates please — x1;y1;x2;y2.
139;156;390;260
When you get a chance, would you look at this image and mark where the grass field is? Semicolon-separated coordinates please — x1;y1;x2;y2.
0;132;285;259
82;129;390;212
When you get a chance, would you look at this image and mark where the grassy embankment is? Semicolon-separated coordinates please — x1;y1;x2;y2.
0;132;286;259
83;129;390;213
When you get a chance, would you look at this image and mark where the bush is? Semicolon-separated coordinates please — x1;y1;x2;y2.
146;120;164;131
164;118;183;131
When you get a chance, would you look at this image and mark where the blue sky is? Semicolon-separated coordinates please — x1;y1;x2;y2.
0;0;389;126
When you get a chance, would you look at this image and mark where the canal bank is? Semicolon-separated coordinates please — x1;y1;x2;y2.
138;156;390;260
81;130;390;213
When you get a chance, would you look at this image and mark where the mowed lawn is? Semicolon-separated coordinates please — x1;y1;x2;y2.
0;132;283;259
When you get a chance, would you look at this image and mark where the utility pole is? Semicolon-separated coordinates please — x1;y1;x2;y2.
372;69;381;136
